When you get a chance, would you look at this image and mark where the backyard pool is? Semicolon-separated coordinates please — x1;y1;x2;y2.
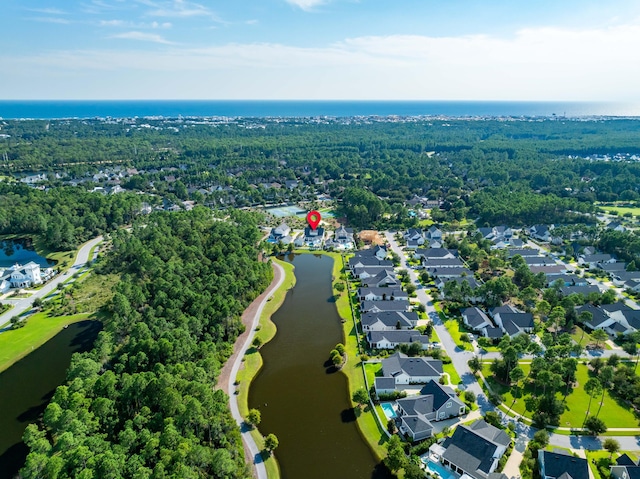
381;402;397;419
420;459;457;479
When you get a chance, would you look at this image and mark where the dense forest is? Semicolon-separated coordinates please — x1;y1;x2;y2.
20;208;272;479
2;118;640;222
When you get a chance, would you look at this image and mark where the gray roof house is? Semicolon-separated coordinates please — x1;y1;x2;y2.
433;419;511;479
579;253;616;268
538;450;589;479
422;257;464;269
361;311;419;331
494;312;534;338
360;270;401;288
360;299;410;314
357;286;406;302
414;248;457;261
381;352;443;385
425;267;474;279
367;330;431;351
462;307;493;331
396;380;466;441
349;256;393;272
353;266;395;280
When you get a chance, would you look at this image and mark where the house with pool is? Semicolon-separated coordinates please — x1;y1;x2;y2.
392;380;466;441
427;419;510;479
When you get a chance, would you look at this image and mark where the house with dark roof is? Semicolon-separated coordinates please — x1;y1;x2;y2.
427;226;443;240
404;228;425;249
529;224;554;242
524;256;557;267
612;271;640;288
360;299;410;314
367;330;431;351
508;248;540;258
349;256;393;272
326;225;354;249
361;311;419;331
353;245;388;261
530;265;567;276
491;306;533;338
425;267;474;280
380;352;443;385
431;419;511;479
357;286;406;302
611;454;640;479
395;380;466;441
579;253;616;268
538;450;589;479
414;248;457;261
598;262;628;274
269;222;292;243
462;307;493;331
360;270;400;288
559;285;601;297
422;257;464;269
300;226;325;248
608;221;626;232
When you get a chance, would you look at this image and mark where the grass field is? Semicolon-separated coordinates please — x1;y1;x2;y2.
570;326;612;350
444;319;473;351
444;362;462;386
0;311;94;373
597;205;640;217
483;362;639;429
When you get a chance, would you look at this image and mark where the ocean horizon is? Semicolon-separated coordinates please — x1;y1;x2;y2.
0;100;639;120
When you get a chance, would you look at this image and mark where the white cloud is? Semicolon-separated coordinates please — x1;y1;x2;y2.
285;0;328;12
29;17;72;24
100;19;172;28
25;7;68;15
110;31;174;44
137;0;214;18
5;22;640;100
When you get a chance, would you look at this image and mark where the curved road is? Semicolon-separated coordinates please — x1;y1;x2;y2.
0;236;103;330
223;261;285;479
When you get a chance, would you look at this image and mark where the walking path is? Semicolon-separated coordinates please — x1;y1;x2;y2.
219;261;285;479
0;236;103;331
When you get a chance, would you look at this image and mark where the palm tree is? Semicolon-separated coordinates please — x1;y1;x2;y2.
596;366;614;419
583;378;602;429
592;329;608;350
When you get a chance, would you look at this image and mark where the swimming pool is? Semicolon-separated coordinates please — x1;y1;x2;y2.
381;402;397;419
421;459;457;479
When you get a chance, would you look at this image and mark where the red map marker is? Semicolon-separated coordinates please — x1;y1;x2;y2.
306;210;322;230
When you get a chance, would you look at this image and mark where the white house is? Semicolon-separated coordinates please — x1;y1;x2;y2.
7;262;43;288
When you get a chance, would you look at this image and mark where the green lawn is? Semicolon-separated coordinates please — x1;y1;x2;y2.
444;319;473;351
444;362;462;385
483;363;639;428
364;362;382;388
0;311;93;373
597;205;640;217
570;326;612;350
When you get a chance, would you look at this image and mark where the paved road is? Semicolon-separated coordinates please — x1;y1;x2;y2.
225;261;285;479
0;236;103;330
384;231;640;473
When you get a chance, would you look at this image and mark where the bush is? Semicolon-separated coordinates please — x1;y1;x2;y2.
463;390;476;404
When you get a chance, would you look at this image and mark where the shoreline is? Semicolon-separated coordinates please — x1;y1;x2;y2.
221;258;292;479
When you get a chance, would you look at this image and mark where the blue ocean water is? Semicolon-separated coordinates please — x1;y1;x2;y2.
0;100;638;119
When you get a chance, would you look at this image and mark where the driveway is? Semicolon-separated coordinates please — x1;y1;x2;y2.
0;236;103;330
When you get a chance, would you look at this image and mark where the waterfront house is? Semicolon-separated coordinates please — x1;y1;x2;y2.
380;352;443;385
361;311;419;331
366;330;431;351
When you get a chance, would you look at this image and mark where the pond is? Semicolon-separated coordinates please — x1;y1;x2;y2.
0;320;102;479
249;253;391;479
0;239;54;269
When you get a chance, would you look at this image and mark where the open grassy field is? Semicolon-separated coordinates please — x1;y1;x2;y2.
570;326;612;350
483;362;639;428
444;319;473;351
597;205;640;217
0;311;94;373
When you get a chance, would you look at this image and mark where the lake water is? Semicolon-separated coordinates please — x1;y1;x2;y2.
249;253;391;479
0;239;54;269
0;321;102;479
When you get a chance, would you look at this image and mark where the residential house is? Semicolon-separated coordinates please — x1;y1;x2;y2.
361;311;419;331
404;228;426;249
529;224;554;242
425;267;474;280
379;352;443;386
462;307;493;332
426;226;443;241
576;304;618;333
559;285;601;297
529;265;567;276
523;256;557;267
608;221;626;232
395;380;466;441
353;245;388;261
422;257;464;269
431;419;511;479
360;270;401;288
414;248;457;261
357;287;406;302
348;256;393;273
612;271;640;288
330;225;354;247
353;266;396;281
360;299;410;314
547;274;588;287
5;262;43;288
367;330;431;351
269;222;293;244
611;454;640;479
300;226;325;248
579;253;616;269
538;450;589;479
508;248;541;258
491;306;534;337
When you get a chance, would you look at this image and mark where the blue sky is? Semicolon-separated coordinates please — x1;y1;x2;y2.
2;0;640;100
